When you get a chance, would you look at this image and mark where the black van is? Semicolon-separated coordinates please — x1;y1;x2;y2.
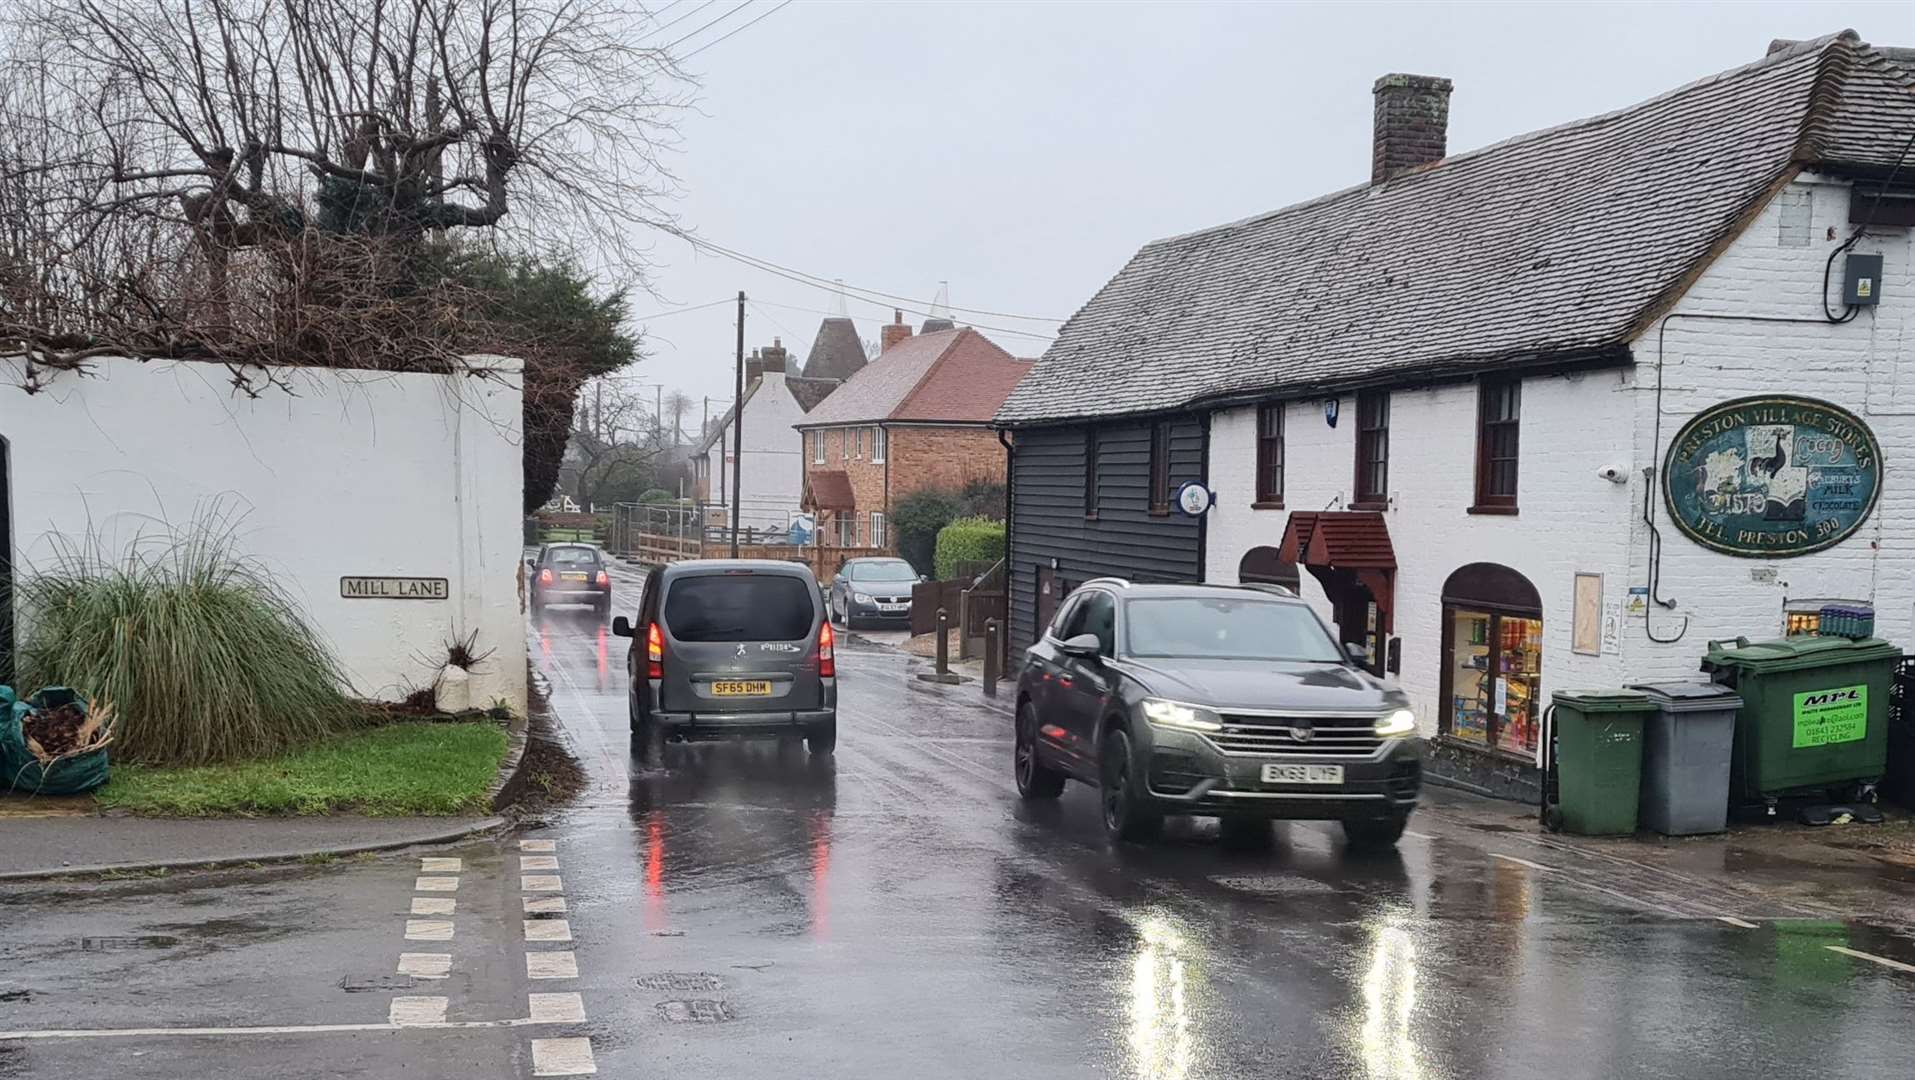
614;560;836;763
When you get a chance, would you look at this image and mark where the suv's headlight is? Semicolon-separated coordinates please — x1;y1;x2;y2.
853;591;874;604
1374;709;1416;738
1141;698;1223;732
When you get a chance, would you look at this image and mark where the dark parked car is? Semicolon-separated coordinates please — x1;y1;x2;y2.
827;557;922;629
1012;579;1423;848
614;559;836;763
528;543;611;614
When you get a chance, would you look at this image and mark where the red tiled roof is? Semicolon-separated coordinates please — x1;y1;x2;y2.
804;470;856;511
795;328;1032;427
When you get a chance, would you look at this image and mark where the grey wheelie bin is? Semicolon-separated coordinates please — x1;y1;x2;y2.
1627;681;1743;835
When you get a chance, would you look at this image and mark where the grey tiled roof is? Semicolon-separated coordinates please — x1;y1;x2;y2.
997;33;1915;426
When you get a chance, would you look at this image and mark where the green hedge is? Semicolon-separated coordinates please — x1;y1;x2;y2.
934;517;1006;580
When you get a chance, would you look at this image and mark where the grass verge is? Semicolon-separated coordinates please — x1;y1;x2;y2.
94;722;509;817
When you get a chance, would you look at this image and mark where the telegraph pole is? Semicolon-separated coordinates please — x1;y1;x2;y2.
731;291;745;557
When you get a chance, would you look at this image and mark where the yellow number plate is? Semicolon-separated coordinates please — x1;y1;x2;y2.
712;680;773;697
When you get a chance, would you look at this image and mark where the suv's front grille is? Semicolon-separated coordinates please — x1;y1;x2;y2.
1205;714;1384;757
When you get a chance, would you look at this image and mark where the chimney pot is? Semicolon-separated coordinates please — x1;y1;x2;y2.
1371;73;1453;184
880;308;913;353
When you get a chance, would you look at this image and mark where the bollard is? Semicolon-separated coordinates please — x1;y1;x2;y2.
935;607;950;675
983;618;1000;697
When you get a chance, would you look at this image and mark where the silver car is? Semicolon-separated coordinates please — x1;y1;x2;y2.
614;560;836;764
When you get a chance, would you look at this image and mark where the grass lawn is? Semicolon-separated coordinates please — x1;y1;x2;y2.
95;721;510;817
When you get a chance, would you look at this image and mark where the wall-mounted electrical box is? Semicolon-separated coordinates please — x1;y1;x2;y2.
1844;253;1883;306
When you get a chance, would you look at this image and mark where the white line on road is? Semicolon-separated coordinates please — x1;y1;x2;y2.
2;1013;585;1041
527;993;587;1024
520;855;561;871
1717;916;1760;929
531;1036;598;1076
420;857;463;873
414;876;460;892
1489;852;1553;871
1827;945;1915;974
397;953;451;980
525;919;573;942
526;952;579;980
411;897;456;916
404;919;455;942
521;839;558;852
388;997;449;1026
525;896;568;914
522;874;564;892
1403;830;1435;840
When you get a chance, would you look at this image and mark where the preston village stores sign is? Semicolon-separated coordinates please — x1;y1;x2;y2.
1663;396;1882;558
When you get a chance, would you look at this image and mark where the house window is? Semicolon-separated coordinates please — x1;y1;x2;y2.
836;513;858;547
871;511;887;549
840;428;849;462
1084;427;1099;519
1149;422;1171;514
1255;404;1284;506
1354;391;1389;507
872;426;887;464
1474;379;1521;511
812;432;824;464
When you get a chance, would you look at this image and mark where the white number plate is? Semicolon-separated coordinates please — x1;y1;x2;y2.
1262;763;1344;785
879;603;908;613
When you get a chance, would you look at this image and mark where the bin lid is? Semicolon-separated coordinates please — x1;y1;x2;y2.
1701;635;1902;674
1626;680;1743;712
1551;689;1656;713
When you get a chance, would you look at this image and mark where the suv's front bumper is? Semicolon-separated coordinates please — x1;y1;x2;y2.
1142;728;1423;820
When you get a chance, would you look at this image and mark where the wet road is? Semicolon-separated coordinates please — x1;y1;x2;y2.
5;564;1915;1078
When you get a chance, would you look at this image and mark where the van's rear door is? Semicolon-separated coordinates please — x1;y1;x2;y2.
657;570;822;713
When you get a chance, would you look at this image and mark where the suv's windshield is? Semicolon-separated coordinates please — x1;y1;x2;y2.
664;574;814;641
1124;596;1343;662
849;560;917;582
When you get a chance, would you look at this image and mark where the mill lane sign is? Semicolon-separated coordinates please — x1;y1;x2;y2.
340;576;450;600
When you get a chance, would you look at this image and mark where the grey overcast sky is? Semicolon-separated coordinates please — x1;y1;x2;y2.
618;0;1912;419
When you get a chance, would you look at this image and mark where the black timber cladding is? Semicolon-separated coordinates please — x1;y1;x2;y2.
1008;417;1206;656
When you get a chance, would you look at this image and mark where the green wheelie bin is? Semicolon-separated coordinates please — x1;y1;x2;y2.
1549;690;1658;835
1700;636;1901;809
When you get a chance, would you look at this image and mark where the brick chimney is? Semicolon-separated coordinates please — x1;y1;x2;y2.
760;336;788;374
745;347;764;387
1371;73;1452;183
880;309;913;353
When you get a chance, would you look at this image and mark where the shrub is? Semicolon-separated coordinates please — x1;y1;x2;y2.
954;479;1006;522
638;488;676;503
15;514;361;765
934;517;1006;580
891;489;962;575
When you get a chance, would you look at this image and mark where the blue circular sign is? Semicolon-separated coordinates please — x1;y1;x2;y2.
1175;482;1214;517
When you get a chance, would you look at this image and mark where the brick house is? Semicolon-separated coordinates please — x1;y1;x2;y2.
995;33;1915;799
796;313;1032;552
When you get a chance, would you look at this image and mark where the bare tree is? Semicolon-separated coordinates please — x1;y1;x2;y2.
666;390;692;446
567;381;660;510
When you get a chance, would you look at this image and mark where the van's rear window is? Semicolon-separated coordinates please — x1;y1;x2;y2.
664;575;814;642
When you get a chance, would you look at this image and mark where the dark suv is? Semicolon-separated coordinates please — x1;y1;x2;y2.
1012;579;1423;848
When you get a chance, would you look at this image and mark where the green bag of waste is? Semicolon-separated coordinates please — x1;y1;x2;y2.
1;686;114;796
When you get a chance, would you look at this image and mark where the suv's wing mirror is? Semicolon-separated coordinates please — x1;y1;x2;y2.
1060;633;1103;659
1344;641;1369;664
611;616;635;638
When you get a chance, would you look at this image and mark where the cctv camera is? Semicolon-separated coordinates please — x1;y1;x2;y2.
1597;465;1627;484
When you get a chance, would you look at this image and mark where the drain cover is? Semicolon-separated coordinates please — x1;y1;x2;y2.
1210;875;1337;895
656;999;735;1024
339;975;418;993
79;936;179;951
634;972;724;992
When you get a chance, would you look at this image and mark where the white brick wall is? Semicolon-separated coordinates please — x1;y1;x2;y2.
1205;172;1915;764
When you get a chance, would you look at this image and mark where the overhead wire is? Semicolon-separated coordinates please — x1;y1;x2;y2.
639;0;717;40
662;1;755;53
679;0;794;60
631;296;737;321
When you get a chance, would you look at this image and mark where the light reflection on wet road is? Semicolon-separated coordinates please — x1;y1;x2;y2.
528;573;1915;1080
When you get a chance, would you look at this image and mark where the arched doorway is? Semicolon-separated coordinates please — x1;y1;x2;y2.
1237;546;1300;593
1439;563;1543;759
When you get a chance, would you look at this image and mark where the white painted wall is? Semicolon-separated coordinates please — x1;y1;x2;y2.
2;356;527;714
1206;172;1915;764
703;370;807;533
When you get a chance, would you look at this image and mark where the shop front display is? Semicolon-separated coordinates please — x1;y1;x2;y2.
1439;563;1544;759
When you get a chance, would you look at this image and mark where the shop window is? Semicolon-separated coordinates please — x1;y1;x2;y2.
1255;404;1284;506
1786;610;1822;637
1354;391;1390;507
1439;563;1543;759
1473;378;1520;511
1149;421;1171;514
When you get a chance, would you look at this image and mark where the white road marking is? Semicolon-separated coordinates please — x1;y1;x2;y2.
1489;853;1553;871
526;952;578;980
2;1014;581;1041
520;855;561;871
411;897;456;916
527;993;587;1024
525;919;573;942
388;997;448;1026
404;919;455;942
520;839;558;852
414;876;460;892
1828;945;1915;974
397;953;452;980
525;896;568;914
522;874;564;892
1402;830;1435;840
531;1037;598;1076
419;857;463;873
1717;916;1760;929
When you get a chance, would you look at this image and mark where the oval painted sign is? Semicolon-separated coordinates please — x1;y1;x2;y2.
1662;395;1882;558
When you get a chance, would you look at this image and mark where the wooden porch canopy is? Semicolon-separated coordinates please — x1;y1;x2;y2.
803;470;856;511
1277;510;1398;632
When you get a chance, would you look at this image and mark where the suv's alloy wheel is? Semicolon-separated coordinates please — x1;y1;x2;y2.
1099;728;1162;842
1014;702;1065;799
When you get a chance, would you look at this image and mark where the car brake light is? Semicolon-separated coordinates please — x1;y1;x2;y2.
539;568;553;584
646;621;664;679
818;620;835;678
596;570;609;586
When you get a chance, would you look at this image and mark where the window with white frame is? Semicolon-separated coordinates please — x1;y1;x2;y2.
836;513;858;546
871;511;887;549
840;428;849;462
811;432;823;464
854;427;864;458
872;426;886;463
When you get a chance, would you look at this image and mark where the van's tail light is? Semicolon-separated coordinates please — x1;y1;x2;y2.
646;621;664;679
539;568;554;584
596;570;609;587
817;620;836;678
